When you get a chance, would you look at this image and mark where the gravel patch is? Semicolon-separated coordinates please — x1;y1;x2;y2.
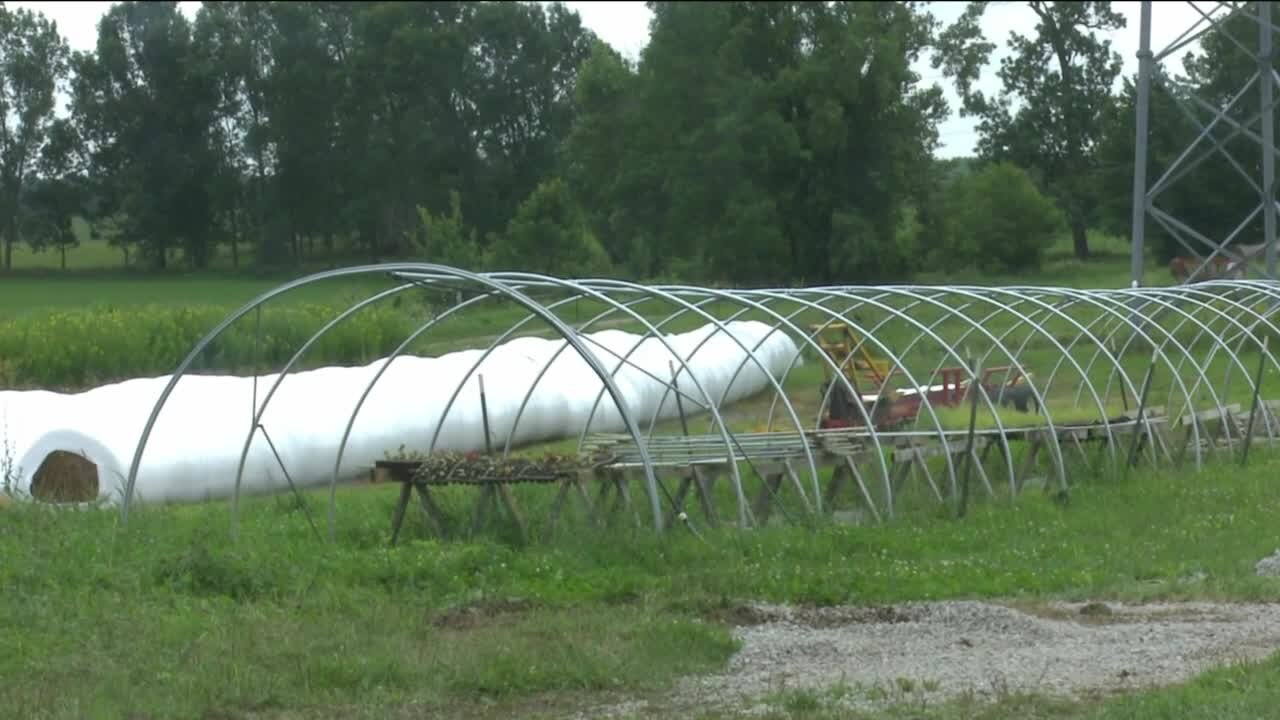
579;600;1280;718
1256;550;1280;576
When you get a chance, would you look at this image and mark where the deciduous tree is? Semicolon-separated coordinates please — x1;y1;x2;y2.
70;1;222;270
935;1;1125;261
0;4;69;270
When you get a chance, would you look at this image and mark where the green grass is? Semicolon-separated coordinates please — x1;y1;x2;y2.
6;229;1280;718
1;275;298;316
0;229;1160;317
5;448;1280;718
5;219;122;270
6;221;271;273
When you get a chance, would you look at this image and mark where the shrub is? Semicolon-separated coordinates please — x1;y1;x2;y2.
489;178;613;278
943;162;1066;273
412;191;483;270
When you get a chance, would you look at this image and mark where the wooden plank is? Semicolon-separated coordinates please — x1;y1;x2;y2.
1181;403;1243;426
752;472;784;525
694;467;720;526
496;484;528;541
846;456;881;524
389;481;413;546
414;484;449;537
783;459;815;516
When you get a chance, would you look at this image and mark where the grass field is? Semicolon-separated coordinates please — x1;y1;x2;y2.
0;230;1164;313
4;448;1280;719
6;229;1280;719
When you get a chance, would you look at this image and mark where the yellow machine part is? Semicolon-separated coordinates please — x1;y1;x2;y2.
810;322;892;386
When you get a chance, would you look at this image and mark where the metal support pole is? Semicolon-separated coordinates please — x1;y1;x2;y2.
1241;336;1269;466
1125;351;1158;476
479;374;493;455
1131;0;1154;288
1262;1;1277;278
957;354;982;519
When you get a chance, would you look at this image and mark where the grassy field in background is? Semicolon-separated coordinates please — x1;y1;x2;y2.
0;230;1168;315
4;217;263;273
6;229;1280;719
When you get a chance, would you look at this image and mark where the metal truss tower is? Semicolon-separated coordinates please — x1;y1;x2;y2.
1130;1;1278;286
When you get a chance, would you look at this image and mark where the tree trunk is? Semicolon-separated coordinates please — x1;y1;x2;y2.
1071;219;1089;261
2;211;14;271
60;246;66;271
229;207;241;270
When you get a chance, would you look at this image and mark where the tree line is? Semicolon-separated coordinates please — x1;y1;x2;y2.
0;1;1269;283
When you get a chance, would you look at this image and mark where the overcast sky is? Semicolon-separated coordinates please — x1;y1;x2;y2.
9;1;1224;158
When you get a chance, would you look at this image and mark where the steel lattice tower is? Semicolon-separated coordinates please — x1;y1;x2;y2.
1130;1;1278;286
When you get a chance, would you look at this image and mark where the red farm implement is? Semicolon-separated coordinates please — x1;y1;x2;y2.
811;323;1034;431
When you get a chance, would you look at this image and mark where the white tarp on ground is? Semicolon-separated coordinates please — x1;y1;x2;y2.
0;321;802;505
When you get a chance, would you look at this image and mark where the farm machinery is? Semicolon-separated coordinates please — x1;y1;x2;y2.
812;323;1037;430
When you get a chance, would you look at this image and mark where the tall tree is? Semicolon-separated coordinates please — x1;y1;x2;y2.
71;1;222;270
565;1;946;284
335;1;477;256
261;1;353;263
936;1;1126;260
195;0;278;269
563;40;650;272
0;4;70;270
491;177;610;276
19;117;85;270
468;2;595;239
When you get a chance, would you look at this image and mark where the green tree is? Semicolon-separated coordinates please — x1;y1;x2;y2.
563;40;649;273
194;1;277;269
70;1;222;270
412;191;481;269
19;117;83;270
265;1;351;263
945;161;1065;272
493;177;610;276
564;1;946;284
1095;75;1198;263
0;4;70;270
935;1;1125;261
468;2;595;240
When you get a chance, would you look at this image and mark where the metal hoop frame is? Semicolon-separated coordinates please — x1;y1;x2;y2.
119;267;1280;536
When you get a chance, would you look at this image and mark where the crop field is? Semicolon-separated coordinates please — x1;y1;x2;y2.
5;240;1280;720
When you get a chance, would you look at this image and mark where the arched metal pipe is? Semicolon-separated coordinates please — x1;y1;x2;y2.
327;288;515;539
119;270;1280;537
125;264;669;533
229;281;422;536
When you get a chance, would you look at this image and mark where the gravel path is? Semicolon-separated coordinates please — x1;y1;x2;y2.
580;600;1280;718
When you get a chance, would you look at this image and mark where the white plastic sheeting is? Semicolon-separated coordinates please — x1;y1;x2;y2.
0;321;802;505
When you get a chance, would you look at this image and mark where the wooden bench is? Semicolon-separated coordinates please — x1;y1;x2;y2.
375;459;592;545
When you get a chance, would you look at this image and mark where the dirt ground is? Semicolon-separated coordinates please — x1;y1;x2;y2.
575;599;1280;718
